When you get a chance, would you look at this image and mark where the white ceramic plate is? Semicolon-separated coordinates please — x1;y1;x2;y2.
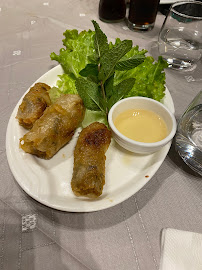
6;65;175;212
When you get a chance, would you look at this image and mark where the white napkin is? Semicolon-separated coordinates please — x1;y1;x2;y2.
159;228;202;270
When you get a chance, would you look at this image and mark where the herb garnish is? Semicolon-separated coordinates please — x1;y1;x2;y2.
75;20;145;118
50;20;168;127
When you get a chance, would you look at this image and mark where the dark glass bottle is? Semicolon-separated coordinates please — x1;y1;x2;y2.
99;0;126;23
128;0;159;25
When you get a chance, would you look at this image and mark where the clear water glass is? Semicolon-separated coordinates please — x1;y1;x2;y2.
158;1;202;70
175;91;202;176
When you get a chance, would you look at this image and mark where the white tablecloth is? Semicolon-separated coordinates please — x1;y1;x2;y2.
0;1;201;269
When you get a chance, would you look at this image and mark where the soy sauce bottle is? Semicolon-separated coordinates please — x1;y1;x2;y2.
99;0;126;23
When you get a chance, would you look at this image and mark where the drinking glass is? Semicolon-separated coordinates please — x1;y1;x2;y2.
175;91;202;176
127;0;160;31
158;1;202;70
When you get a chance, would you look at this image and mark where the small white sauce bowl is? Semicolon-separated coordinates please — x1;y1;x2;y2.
108;97;177;154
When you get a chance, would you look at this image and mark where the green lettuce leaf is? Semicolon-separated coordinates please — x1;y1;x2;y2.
50;29;95;78
49;29;95;103
48;87;62;104
82;109;108;128
56;74;77;93
49;74;77;103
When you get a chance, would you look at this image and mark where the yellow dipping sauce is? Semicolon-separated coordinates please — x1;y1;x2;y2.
114;109;168;143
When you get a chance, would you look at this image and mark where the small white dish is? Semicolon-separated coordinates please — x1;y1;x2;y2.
108;97;177;154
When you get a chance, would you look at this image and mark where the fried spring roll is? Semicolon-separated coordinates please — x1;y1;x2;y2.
20;94;85;159
16;82;51;129
71;122;111;198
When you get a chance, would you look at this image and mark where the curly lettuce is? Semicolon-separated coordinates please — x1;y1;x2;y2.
50;29;95;78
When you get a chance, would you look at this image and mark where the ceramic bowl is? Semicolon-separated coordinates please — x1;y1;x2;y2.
108;97;177;154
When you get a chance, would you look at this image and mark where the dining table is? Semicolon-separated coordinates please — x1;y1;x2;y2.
1;0;202;269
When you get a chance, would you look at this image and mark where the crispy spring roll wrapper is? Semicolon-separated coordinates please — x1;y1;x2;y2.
16;82;51;129
20;94;85;159
71;122;111;198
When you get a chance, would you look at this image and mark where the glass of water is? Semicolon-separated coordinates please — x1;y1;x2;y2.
158;1;202;70
175;91;202;176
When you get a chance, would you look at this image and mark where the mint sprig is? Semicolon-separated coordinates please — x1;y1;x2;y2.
99;39;132;83
75;20;144;121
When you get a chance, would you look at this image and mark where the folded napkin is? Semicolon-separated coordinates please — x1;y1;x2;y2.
159;228;202;270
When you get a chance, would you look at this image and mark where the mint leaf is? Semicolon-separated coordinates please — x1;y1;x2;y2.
79;64;98;77
105;75;114;99
115;54;145;71
108;78;136;109
75;77;103;111
92;20;109;58
121;45;147;59
99;93;108;114
99;40;132;83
